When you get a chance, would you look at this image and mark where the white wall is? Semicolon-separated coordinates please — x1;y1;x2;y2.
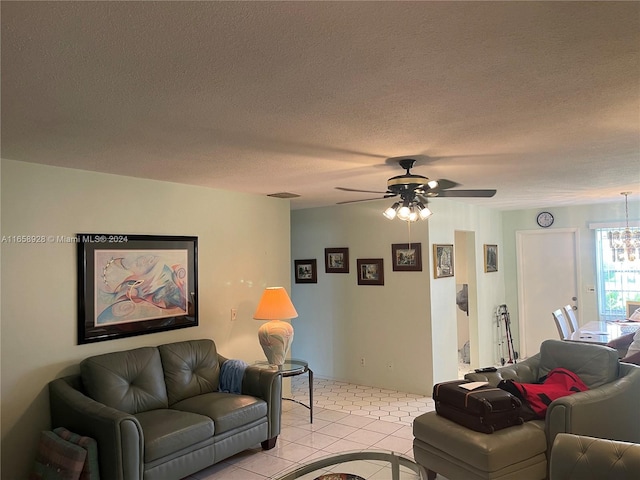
427;199;505;383
290;197;505;394
502;200;640;348
0;159;292;479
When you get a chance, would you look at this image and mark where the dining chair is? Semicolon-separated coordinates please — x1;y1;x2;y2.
552;309;572;339
563;305;579;333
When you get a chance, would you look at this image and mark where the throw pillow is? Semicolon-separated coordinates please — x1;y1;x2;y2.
30;431;86;480
53;428;100;480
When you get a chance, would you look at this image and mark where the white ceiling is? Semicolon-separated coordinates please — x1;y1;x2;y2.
2;1;639;211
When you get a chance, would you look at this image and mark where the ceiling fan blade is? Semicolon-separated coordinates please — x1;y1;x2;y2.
336;196;389;205
436;189;497;198
335;186;390;194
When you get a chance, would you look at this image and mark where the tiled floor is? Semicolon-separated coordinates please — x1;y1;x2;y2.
182;376;438;480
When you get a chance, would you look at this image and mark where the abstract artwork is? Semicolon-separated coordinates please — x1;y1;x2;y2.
77;234;198;344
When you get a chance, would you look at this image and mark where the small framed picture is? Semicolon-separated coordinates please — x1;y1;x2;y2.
433;244;454;279
357;258;384;285
325;248;349;273
392;243;422;271
295;259;317;284
627;301;640;320
484;244;498;273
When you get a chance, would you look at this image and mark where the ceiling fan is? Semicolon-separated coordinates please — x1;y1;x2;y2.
335;158;496;221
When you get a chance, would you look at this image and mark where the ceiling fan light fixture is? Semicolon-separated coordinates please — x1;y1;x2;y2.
416;202;433;219
427;180;439;189
383;202;400;220
397;204;411;221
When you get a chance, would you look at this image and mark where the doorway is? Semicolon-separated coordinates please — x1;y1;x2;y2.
516;228;580;358
455;230;478;375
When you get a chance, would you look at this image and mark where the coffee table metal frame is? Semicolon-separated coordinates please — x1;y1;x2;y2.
276;450;427;480
254;359;313;423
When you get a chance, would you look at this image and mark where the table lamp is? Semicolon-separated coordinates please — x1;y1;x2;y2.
253;287;298;365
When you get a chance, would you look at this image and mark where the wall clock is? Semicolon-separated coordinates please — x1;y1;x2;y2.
536;211;554;228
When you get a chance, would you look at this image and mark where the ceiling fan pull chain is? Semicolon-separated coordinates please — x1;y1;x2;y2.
407;220;412;248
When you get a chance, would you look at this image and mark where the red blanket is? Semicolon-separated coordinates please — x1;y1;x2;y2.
498;368;589;419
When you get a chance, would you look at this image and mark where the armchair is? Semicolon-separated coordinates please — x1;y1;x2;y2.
413;340;640;479
549;433;640;480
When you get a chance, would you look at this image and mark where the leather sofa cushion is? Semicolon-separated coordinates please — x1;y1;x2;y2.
539;340;619;388
171;392;267;434
413;411;547;472
550;433;640;480
135;409;214;463
159;339;221;405
80;347;168;414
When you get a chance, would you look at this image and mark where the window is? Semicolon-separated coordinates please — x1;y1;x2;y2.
595;228;640;321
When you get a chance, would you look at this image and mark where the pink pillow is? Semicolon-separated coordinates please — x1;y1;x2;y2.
621;350;640;365
606;332;635;349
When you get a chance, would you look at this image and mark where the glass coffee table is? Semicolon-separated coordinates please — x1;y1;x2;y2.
275;450;427;480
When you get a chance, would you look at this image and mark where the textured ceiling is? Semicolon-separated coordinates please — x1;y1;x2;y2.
2;1;639;211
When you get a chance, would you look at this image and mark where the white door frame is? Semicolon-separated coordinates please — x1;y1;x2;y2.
516;228;581;358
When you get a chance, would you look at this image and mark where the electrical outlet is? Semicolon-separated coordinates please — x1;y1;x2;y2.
386;361;393;370
360;357;365;367
231;308;237;321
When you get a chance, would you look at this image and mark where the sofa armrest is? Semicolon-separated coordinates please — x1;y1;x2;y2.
545;364;640;447
464;353;541;385
49;375;144;480
242;365;282;439
549;433;640;480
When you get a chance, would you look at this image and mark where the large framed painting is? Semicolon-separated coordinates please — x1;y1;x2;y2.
77;234;198;344
392;243;422;271
433;244;454;279
357;258;384;285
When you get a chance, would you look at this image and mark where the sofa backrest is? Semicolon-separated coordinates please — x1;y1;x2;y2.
539;339;619;388
80;347;169;414
158;339;221;405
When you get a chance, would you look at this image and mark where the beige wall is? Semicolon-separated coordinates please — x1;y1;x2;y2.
290;197;505;394
0;159;292;479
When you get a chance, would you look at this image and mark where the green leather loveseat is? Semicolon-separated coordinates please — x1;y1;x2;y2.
49;339;282;480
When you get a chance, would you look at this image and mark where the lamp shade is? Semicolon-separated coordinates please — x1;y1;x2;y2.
253;287;298;320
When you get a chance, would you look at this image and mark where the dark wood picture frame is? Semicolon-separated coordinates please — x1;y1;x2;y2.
357;258;384;285
325;248;349;273
392;243;422;271
295;259;317;283
433;244;454;279
77;234;198;344
484;244;498;273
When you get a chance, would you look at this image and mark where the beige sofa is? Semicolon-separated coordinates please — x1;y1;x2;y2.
549;433;640;480
413;339;640;480
49;339;282;480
